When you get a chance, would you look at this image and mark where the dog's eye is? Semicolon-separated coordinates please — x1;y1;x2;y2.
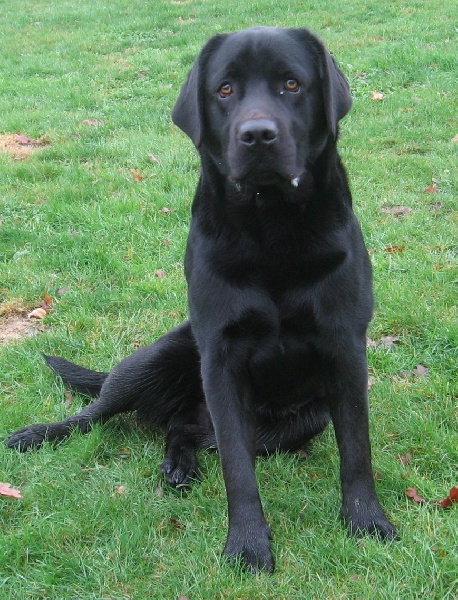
218;83;233;98
284;79;300;92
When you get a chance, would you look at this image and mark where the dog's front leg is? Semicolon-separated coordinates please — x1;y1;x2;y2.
201;353;274;573
329;357;397;540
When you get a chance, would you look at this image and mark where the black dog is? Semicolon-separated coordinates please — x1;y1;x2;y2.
6;26;397;572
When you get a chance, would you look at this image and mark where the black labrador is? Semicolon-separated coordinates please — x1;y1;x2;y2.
6;26;397;572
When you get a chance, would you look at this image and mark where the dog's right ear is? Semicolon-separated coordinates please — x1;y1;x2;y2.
172;35;226;148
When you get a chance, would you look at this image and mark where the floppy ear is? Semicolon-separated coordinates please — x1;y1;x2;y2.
171;60;202;147
293;29;352;138
172;35;226;148
320;50;352;138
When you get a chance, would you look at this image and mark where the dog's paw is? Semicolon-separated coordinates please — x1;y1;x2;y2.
160;449;199;488
5;424;51;451
223;521;274;573
341;498;398;540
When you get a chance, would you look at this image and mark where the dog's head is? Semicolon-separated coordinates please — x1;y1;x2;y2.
172;27;351;188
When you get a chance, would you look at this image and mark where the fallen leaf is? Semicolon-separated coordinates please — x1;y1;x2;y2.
412;364;428;377
0;482;22;498
371;90;385;101
159;206;172;213
381;205;412;216
425;183;438;194
385;245;405;253
15;134;34;146
437;485;458;509
406;487;426;504
115;485;127;494
83;119;102;126
451;134;458;143
130;168;143;182
398;451;412;467
155;269;166;279
137;70;148;78
379;335;401;349
170;517;186;530
41;292;53;311
28;308;47;319
147;152;161;165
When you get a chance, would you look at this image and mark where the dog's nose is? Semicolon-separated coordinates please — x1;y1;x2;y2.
239;119;278;146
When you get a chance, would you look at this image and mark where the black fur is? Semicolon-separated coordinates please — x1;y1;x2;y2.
6;26;397;572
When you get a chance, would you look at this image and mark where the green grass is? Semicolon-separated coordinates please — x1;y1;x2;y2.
1;0;457;598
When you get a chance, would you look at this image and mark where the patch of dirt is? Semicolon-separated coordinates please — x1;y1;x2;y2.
0;133;50;160
0;301;44;343
0;316;43;343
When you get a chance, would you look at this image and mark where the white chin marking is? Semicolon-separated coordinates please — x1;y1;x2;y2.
291;176;300;188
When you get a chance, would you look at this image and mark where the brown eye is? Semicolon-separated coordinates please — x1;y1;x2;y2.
284;79;300;92
219;83;233;98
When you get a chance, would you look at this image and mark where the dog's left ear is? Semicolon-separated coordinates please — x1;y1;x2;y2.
293;29;352;138
172;34;226;148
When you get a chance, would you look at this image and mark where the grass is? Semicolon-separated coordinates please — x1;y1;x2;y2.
0;0;457;598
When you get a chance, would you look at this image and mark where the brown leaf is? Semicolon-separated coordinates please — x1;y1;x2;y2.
406;487;426;504
155;269;166;279
83;119;102;126
15;134;34;146
412;364;428;377
0;482;22;498
371;90;385;101
28;307;47;319
397;451;412;467
381;205;412;216
130;168;143;182
148;152;161;164
437;485;458;509
170;516;186;530
137;70;148;78
385;245;405;253
114;485;127;494
425;183;438;194
379;335;401;349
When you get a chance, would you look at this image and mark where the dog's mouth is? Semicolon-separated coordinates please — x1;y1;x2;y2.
231;169;303;190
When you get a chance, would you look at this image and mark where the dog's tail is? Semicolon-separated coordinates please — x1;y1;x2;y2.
43;354;108;397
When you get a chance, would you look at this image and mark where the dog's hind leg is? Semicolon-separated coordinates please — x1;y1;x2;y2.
5;322;204;452
161;401;215;487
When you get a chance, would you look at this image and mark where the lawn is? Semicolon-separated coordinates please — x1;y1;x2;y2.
0;0;457;598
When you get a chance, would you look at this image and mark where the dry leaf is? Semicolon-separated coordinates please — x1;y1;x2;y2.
137;70;148;78
83;119;102;126
451;134;458;143
412;364;428;377
425;183;438;193
115;485;127;494
397;451;412;467
28;308;47;319
148;153;161;165
0;482;22;498
130;168;143;182
381;205;412;216
155;269;166;279
385;245;405;253
371;91;385;101
406;487;426;504
437;485;458;509
159;207;172;213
